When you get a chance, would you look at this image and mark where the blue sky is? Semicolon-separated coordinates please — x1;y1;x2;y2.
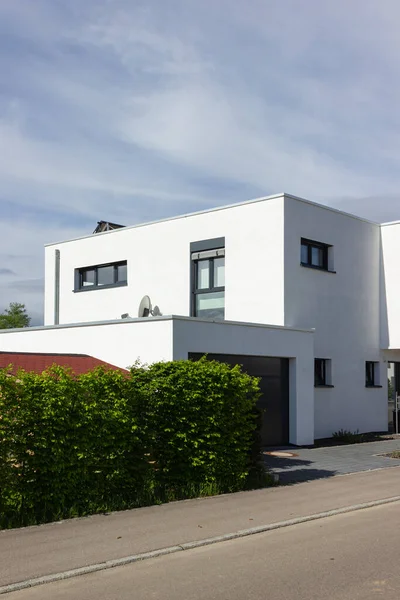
2;0;400;324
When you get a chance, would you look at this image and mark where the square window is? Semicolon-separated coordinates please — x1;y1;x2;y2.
301;238;331;272
97;265;114;286
81;268;95;287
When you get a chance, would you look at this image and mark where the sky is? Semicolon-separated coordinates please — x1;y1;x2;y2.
2;0;400;324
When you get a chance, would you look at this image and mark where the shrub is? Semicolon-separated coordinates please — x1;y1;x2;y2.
0;358;262;528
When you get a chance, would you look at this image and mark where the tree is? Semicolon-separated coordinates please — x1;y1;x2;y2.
0;302;31;329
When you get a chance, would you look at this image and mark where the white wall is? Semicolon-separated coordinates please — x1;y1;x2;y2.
0;318;174;370
284;197;387;438
44;196;285;328
381;223;400;349
172;317;315;446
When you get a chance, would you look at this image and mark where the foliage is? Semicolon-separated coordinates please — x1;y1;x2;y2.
0;358;263;529
0;302;31;329
331;429;366;444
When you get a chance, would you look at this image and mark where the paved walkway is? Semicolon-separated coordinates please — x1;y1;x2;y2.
263;439;400;483
1;468;400;590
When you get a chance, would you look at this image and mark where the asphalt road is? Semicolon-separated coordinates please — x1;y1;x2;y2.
9;501;400;600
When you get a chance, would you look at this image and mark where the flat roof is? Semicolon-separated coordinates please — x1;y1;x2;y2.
45;192;380;247
0;314;314;335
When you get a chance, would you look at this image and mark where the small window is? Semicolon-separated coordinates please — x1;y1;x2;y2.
315;358;332;387
301;238;331;271
366;361;380;387
75;261;127;291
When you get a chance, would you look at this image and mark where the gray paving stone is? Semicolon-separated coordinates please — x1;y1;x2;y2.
263;440;400;484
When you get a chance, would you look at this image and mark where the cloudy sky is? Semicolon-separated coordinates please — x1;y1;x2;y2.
1;0;400;324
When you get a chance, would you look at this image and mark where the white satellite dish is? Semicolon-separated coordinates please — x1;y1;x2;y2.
138;295;162;318
138;295;152;318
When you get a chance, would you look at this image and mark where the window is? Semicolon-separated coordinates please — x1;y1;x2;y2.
314;358;332;387
301;238;332;271
366;361;380;387
191;238;225;320
75;261;127;291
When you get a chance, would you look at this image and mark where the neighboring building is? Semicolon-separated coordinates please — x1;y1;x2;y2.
1;192;398;445
0;351;126;375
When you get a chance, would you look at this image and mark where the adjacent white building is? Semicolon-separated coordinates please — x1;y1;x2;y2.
1;192;398;446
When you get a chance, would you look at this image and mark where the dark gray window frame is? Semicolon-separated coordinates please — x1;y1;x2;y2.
365;361;382;388
301;238;334;273
314;358;334;388
74;260;127;292
190;237;225;318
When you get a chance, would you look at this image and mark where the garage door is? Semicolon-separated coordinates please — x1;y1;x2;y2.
188;353;289;447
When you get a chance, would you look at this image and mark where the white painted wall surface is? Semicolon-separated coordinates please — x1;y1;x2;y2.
284;197;387;438
0;318;174;370
44;196;285;328
172;318;315;446
381;223;400;349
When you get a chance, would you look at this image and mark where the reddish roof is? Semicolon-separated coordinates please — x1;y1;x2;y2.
0;352;126;375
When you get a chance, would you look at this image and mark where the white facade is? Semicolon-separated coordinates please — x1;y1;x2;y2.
1;192;397;443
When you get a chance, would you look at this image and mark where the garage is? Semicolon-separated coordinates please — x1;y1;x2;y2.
188;353;289;446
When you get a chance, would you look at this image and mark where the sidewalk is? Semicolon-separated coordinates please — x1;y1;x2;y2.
1;466;400;589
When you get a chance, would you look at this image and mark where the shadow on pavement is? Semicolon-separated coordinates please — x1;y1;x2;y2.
263;455;337;484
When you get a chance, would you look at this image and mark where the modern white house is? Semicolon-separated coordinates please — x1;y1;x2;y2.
1;192;399;446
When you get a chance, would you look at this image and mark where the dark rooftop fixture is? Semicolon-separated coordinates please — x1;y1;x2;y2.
93;221;125;234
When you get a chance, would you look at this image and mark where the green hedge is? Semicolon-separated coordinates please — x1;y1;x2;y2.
0;358;262;529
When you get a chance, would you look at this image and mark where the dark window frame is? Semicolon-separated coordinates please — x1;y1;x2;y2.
190;237;225;319
314;358;334;387
74;260;127;292
365;361;381;387
301;238;332;272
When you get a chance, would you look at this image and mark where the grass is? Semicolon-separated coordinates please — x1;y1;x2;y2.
387;451;400;459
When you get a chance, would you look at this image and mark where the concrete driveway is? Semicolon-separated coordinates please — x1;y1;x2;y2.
263;439;400;483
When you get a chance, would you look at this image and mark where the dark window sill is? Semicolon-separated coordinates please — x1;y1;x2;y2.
73;282;128;293
315;385;334;388
300;263;336;274
365;385;383;388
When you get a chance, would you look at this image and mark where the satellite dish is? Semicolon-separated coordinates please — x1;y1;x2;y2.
138;296;163;317
138;295;152;318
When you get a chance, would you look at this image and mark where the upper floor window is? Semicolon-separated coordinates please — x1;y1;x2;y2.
301;238;333;272
191;237;225;320
74;261;127;292
314;358;333;387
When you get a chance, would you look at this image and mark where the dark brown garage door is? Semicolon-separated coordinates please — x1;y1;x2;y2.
188;353;289;447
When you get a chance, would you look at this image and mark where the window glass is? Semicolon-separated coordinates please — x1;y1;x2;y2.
214;257;225;288
366;362;375;386
314;359;326;386
81;269;95;287
311;246;323;267
97;265;114;286
117;262;127;282
301;244;308;264
196;291;225;319
197;260;210;289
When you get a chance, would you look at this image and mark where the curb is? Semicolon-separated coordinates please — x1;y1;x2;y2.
2;495;400;595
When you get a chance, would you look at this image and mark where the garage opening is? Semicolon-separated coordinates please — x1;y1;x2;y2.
188;353;289;446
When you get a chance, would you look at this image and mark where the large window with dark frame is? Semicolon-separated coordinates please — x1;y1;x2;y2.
75;260;127;291
301;238;330;271
191;248;225;320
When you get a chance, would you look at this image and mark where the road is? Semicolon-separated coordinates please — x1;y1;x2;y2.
8;501;400;600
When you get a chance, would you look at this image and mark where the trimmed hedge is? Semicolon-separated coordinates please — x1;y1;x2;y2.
0;358;263;529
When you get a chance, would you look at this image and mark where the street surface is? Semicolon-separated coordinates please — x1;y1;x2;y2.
8;501;400;600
